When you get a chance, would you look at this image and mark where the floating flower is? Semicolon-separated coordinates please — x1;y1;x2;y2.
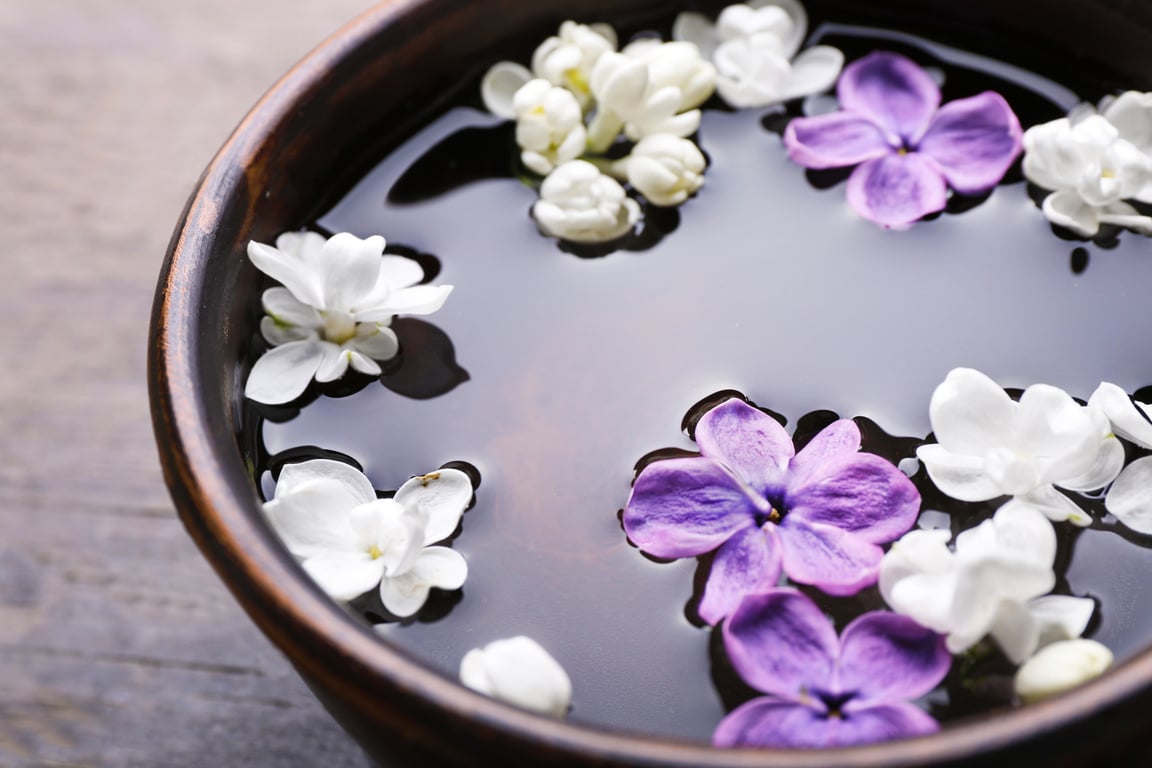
532;160;641;242
1014;639;1113;704
1023;94;1152;237
1089;382;1152;534
620;133;707;206
783;51;1023;228
714;589;949;749
916;368;1122;525
623;398;919;623
245;231;453;405
262;459;472;617
674;0;843;109
880;501;1095;662
460;636;573;717
510;79;588;176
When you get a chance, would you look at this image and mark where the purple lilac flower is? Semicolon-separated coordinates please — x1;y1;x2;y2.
623;398;919;624
714;589;950;749
783;51;1023;229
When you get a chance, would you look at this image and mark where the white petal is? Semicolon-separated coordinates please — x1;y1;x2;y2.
928;368;1015;455
756;0;809;58
244;339;325;404
1014;639;1113;703
314;343;350;383
671;11;717;58
347;350;382;376
1029;594;1096;648
1017;485;1093;526
261;315;314;346
916;443;1002;501
353;256;427;312
302;554;384;600
378;570;433;618
1042;190;1101;236
355;284;454;322
319;233;386;312
1102;91;1152;155
262;286;323;328
411;546;468;590
1098;200;1152;233
350;499;426;576
1089;382;1152;447
350;325;399;362
991;500;1058;568
276;458;377;504
879;529;956;632
394;468;474;544
1058;434;1124;491
247;239;324;308
1105;456;1152;534
264;478;364;557
482;61;534;119
779;45;844;101
988;598;1040;664
460;636;572;717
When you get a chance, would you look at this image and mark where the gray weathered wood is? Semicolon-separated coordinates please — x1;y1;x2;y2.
0;2;380;765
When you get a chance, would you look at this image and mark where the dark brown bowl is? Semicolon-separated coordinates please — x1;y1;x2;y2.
149;1;1152;765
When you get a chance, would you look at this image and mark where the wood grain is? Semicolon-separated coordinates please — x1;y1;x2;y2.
0;2;377;766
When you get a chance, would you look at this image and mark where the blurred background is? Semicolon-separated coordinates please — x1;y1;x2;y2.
0;1;379;765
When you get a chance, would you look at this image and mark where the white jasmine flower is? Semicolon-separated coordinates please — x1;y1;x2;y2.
674;0;843;109
1023;111;1152;237
621;39;717;112
245;232;453;405
263;459;472;617
532;160;641;242
531;21;618;109
460;636;572;717
1089;382;1152;534
511;79;588;176
1014;639;1113;704
880;501;1073;662
916;368;1123;526
620;133;706;206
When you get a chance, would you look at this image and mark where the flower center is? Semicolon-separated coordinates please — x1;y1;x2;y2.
368;544;383;560
565;68;590;95
323;310;358;344
755;505;783;526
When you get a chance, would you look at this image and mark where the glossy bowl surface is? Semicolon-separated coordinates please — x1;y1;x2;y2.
150;1;1152;765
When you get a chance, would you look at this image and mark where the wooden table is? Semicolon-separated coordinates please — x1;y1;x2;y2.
0;2;378;765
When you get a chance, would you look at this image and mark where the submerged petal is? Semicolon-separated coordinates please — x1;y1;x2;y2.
783;111;891;169
624;457;761;558
838;612;950;701
845;153;948;229
694;398;793;495
777;518;884;594
245;339;325;405
838;51;940;144
699;525;783;625
918;92;1023;194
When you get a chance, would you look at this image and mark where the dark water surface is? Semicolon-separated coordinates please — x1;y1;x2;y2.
246;23;1152;742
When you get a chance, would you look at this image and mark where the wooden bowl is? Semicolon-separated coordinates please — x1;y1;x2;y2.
149;0;1152;765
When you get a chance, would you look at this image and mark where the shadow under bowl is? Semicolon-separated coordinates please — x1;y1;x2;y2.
149;0;1152;765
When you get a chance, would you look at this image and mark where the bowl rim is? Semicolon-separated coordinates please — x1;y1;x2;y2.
149;0;1152;764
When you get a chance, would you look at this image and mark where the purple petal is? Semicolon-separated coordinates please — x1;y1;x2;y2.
623;457;760;559
919;92;1023;194
783;112;892;170
838;612;951;701
835;701;940;745
786;453;921;544
699;525;783;625
777;519;883;595
713;698;833;749
723;588;838;697
846;153;947;229
787;419;862;488
838;52;940;144
695;399;793;496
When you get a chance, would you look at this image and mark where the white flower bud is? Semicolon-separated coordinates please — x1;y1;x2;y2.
531;21;617;108
626;134;706;206
532;160;641;243
460;636;572;717
512;79;587;176
1014;639;1112;704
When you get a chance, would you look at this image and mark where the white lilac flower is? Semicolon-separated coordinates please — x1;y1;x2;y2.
263;459;472;617
620;133;707;206
1090;382;1152;534
511;79;588;175
880;501;1094;663
585;43;714;152
673;0;843;109
1023;101;1152;237
459;636;573;717
916;368;1123;526
245;231;453;405
1014;639;1113;703
532;160;641;242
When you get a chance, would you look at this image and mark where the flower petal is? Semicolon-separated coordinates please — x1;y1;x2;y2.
986;598;1040;664
350;325;400;362
694;398;793;496
1058;434;1123;492
1014;639;1113;704
838;612;950;701
777;518;884;595
264;480;363;558
356;284;454;322
834;701;940;745
276;458;377;504
301;553;384;601
1042;190;1102;236
460;636;572;717
786;453;921;545
411;546;468;590
928;368;1016;455
699;525;783;625
247;239;324;308
394;468;474;545
624;457;761;558
1029;594;1096;648
916;443;1002;501
991;500;1058;567
672;12;718;59
1089;382;1152;448
1017;485;1093;526
314;343;351;383
787;419;861;482
779;45;845;101
783;111;891;169
723;588;838;697
1105;456;1152;534
262;286;322;328
713;698;831;748
879;529;957;634
244;339;325;404
845;153;948;229
379;571;432;617
319;233;386;312
1102;91;1152;155
481;61;534;119
918;92;1023;194
838;51;940;144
